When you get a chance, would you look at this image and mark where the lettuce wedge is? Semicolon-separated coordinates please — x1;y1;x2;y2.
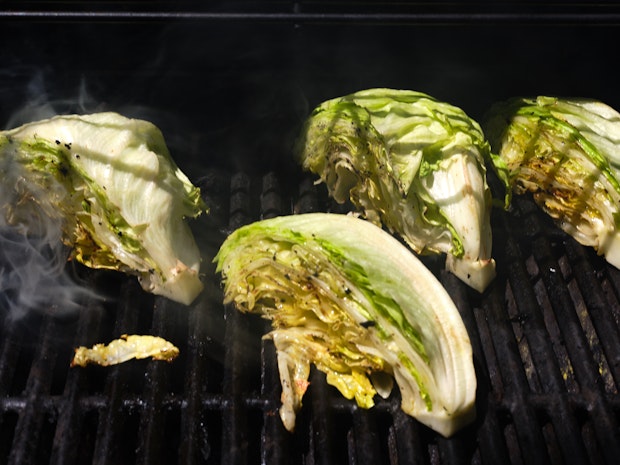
215;212;477;437
0;112;205;305
297;88;496;292
484;96;620;268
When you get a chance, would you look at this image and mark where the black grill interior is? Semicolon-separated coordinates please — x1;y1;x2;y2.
1;2;620;464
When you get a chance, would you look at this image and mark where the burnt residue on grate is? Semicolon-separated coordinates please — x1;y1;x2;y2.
0;169;619;465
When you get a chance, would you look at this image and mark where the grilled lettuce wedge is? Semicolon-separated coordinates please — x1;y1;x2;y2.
297;88;496;292
0;112;206;305
484;96;620;268
214;212;477;437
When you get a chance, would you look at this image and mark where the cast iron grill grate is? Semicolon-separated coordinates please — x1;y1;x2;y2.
0;167;619;465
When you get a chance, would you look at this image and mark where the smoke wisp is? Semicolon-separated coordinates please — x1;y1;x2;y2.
0;143;102;321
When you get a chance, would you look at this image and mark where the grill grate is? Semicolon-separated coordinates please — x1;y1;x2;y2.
1;3;620;463
0;167;619;465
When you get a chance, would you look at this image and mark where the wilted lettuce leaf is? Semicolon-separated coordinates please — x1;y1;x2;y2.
0;112;206;305
215;212;477;437
297;88;496;292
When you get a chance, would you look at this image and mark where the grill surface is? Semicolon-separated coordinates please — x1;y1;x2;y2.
1;3;620;464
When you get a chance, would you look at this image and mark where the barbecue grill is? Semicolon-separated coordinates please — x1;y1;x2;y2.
1;2;620;464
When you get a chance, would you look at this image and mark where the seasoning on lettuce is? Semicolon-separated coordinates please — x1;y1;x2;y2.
483;96;620;268
214;212;477;437
296;88;496;292
0;112;206;305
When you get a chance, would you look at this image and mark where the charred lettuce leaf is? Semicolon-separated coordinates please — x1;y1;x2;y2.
71;334;180;367
0;112;205;305
214;212;477;437
484;96;620;268
297;88;496;292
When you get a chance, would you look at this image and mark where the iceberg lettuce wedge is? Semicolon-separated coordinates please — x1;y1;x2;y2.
484;96;620;268
0;112;205;305
297;88;496;292
215;213;477;437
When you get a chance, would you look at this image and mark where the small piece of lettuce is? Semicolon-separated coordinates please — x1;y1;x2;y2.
296;88;496;292
215;212;477;437
0;112;205;305
484;96;620;268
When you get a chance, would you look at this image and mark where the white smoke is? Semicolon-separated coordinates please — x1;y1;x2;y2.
0;120;103;320
4;72;100;130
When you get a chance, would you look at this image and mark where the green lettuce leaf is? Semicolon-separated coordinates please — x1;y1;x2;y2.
296;88;496;292
0;112;206;305
484;96;620;268
215;212;477;437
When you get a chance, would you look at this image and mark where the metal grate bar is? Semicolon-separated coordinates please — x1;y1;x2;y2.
8;315;59;465
0;315;31;400
3;10;620;26
0;314;21;460
258;172;290;465
468;275;514;465
50;299;105;465
179;295;213;464
259;339;288;465
135;298;179;465
482;284;551;464
350;408;383;465
222;172;257;465
295;176;322;215
436;435;471;465
309;368;339;465
388;408;425;465
261;172;284;220
92;280;146;465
